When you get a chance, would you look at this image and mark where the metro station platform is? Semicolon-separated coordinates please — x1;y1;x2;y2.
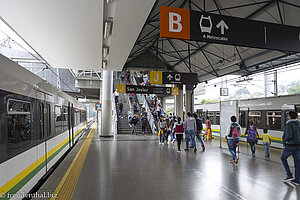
37;123;300;200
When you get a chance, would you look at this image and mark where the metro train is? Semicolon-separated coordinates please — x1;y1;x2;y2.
0;54;88;199
195;95;300;148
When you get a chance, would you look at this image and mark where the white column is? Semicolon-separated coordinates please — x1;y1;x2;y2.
175;85;183;120
185;86;193;115
100;70;113;137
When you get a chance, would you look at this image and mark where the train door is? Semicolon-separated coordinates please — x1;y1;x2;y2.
295;105;300;120
35;90;48;178
71;104;75;145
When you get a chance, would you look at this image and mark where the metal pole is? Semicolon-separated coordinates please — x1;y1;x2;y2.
219;101;222;148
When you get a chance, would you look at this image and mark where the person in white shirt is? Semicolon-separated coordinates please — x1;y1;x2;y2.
225;116;242;164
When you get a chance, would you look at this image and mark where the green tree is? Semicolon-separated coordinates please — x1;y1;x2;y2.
288;81;300;95
199;99;219;104
235;88;250;96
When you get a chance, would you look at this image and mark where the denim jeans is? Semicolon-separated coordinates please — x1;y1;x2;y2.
281;146;300;183
195;130;205;148
263;142;270;156
249;142;256;154
119;109;123;117
159;129;165;143
185;130;196;149
227;138;239;160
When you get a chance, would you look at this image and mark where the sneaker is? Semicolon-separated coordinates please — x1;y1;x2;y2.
235;157;239;164
194;148;197;152
202;147;205;151
291;180;300;186
184;149;189;151
159;142;161;145
230;160;235;163
283;177;294;182
177;149;181;152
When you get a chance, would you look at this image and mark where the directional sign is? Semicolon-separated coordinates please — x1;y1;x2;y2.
95;103;102;111
150;71;197;85
150;71;162;84
160;6;300;52
117;84;126;93
117;84;177;95
172;87;179;95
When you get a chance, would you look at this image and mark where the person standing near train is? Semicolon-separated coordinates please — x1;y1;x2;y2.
281;111;300;185
246;121;259;156
225;116;241;164
205;116;212;139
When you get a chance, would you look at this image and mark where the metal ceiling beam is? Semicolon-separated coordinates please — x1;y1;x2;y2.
166;38;191;71
246;0;275;18
275;0;284;24
279;0;300;9
201;49;219;77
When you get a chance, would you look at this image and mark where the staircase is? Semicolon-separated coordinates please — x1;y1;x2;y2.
116;93;152;134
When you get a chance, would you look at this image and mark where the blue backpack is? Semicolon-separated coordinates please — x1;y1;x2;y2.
247;129;257;141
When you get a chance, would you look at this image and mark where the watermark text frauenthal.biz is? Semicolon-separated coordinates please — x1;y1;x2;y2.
0;192;57;199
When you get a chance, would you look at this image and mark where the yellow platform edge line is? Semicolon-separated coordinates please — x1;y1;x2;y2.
51;122;97;200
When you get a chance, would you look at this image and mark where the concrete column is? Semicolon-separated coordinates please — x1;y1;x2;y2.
100;70;113;137
264;71;278;97
161;97;166;113
185;86;193;115
175;85;183;120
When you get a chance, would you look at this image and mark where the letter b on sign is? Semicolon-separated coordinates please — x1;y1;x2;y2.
160;6;190;40
169;12;182;32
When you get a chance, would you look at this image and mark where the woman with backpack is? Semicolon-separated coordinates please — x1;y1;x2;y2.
246;121;259;156
173;117;184;152
225;116;242;164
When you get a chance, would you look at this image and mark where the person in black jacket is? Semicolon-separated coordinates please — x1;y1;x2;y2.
281;111;300;185
193;113;205;151
131;115;139;135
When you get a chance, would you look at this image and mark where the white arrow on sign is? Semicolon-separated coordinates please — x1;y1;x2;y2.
167;74;173;81
216;20;229;35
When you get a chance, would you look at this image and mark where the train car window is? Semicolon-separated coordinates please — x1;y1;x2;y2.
248;111;261;128
215;112;220;125
62;106;68;131
39;103;45;139
47;104;51;137
267;111;281;130
55;106;62;133
208;112;214;124
239;111;246;128
7;99;31;154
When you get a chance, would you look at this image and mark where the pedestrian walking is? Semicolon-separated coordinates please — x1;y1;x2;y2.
262;129;271;157
246;121;258;156
225;116;241;164
158;117;167;144
183;112;197;152
193;113;205;151
118;100;124;118
173;117;184;152
281;111;300;185
131;115;139;135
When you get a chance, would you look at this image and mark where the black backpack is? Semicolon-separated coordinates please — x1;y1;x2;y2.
196;118;203;130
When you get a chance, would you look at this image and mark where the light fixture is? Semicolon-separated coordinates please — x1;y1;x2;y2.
103;46;109;58
106;0;113;3
104;20;112;38
236;77;253;83
102;60;107;69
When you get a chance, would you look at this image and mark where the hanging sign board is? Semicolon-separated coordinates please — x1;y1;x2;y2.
160;6;300;52
116;84;178;95
95;103;102;111
150;71;198;85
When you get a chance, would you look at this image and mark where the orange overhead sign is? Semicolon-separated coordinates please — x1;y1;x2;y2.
160;6;190;40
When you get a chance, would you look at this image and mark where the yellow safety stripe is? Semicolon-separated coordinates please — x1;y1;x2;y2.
51;123;97;200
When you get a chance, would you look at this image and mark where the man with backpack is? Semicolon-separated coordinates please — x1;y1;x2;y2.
225;116;242;164
281;111;300;185
183;112;197;152
193;113;205;151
